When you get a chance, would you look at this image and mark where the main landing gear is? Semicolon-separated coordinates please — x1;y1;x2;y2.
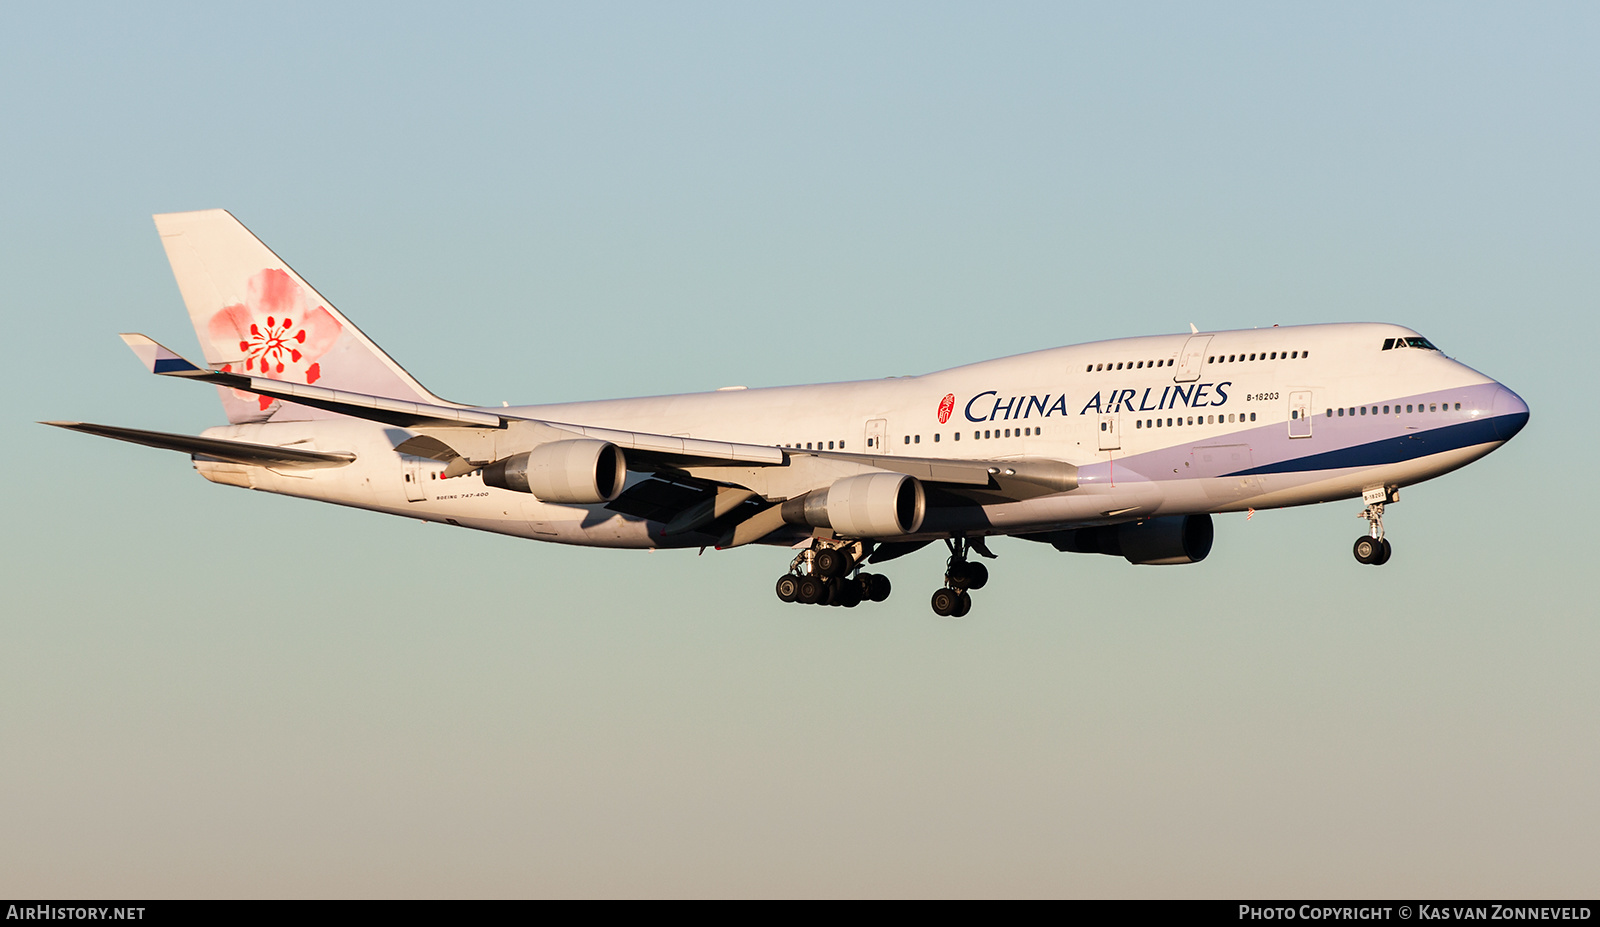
774;540;892;608
930;537;994;618
1352;488;1397;566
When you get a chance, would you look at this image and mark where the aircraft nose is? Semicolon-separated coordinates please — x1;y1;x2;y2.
1491;385;1530;441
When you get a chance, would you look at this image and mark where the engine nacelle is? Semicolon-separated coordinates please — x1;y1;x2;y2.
482;440;626;504
783;471;926;538
1038;514;1213;565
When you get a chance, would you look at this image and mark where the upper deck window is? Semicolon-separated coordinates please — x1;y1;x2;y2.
1382;336;1441;352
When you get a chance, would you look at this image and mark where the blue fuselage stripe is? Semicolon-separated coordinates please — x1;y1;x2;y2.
1226;414;1523;476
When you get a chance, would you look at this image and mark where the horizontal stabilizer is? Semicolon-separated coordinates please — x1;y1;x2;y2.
42;421;355;469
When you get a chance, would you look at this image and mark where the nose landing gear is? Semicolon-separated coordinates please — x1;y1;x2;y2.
1353;488;1396;566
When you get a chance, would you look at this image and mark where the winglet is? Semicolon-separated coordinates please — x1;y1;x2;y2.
119;333;207;376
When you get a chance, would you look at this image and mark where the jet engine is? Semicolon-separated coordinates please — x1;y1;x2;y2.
482;439;626;504
1034;514;1213;565
782;471;926;538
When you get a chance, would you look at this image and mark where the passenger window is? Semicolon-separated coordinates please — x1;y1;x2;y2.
1136;420;1143;429
1429;404;1436;412
914;435;920;444
1325;409;1332;417
1207;356;1214;363
1085;365;1093;373
866;438;873;447
1455;403;1461;410
984;430;990;439
1250;413;1256;421
954;432;960;441
1382;406;1389;414
902;436;909;445
934;433;940;442
1100;422;1107;431
1360;407;1367;415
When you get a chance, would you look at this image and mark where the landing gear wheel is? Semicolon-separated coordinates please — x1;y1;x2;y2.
814;548;847;577
797;576;824;605
1353;496;1395;567
775;574;799;603
931;588;958;617
951;591;972;618
964;562;989;590
838;582;863;608
866;573;892;603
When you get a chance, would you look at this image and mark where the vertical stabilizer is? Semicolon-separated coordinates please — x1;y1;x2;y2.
153;209;448;423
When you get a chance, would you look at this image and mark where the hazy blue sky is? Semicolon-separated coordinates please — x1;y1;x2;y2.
3;2;1596;898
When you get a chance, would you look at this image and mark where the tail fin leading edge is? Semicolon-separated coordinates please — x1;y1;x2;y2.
153;209;447;423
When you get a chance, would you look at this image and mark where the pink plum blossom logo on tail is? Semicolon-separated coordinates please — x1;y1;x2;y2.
207;269;342;411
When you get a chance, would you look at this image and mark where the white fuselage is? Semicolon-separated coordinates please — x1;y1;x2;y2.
195;322;1527;549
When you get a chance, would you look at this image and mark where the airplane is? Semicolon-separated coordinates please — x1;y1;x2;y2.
46;210;1531;617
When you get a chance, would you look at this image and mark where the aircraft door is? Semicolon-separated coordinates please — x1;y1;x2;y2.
1098;413;1121;451
865;418;888;454
1288;390;1312;438
402;456;426;502
1174;335;1212;383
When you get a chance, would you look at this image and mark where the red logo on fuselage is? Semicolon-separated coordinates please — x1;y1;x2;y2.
937;393;955;424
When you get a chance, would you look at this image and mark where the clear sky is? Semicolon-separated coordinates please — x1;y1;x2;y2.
2;1;1596;898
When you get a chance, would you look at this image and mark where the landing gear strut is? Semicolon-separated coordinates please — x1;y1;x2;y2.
774;539;891;608
1353;488;1396;566
930;536;994;618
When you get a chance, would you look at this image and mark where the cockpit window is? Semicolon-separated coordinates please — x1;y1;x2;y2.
1382;336;1441;352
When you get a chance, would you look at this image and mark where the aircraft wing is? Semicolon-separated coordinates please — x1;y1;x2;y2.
43;421;355;468
120;334;1077;506
121;333;784;466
